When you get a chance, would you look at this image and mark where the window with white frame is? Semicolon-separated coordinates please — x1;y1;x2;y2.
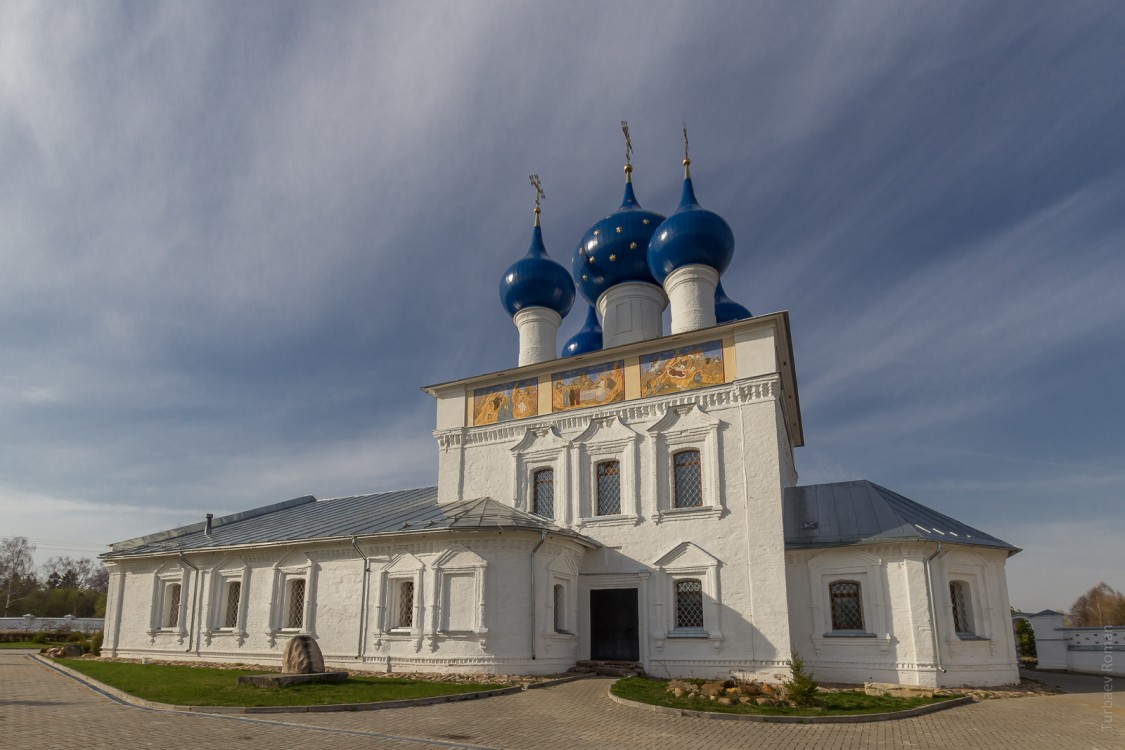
284;578;306;629
672;450;703;508
532;468;554;518
396;580;415;629
647;404;723;518
674;578;704;630
222;580;241;629
950;580;974;636
553;583;566;633
163;583;182;628
596;461;621;515
829;580;865;631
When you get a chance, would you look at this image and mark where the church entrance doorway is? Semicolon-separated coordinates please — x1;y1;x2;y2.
589;588;639;661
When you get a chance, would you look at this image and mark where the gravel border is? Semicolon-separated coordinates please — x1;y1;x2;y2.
607;685;975;724
31;654;589;714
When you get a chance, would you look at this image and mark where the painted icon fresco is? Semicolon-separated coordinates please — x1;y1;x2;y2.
640;340;725;397
552;360;625;412
473;379;538;425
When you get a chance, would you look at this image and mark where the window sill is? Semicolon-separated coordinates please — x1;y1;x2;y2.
823;631;877;638
668;630;710;639
954;634;989;641
577;514;639;528
656;506;723;523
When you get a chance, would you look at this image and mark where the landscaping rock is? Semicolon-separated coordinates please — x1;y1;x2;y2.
282;634;325;674
237;672;349;688
755;697;769;705
61;644;83;657
700;681;724;698
864;682;934;698
717;697;733;706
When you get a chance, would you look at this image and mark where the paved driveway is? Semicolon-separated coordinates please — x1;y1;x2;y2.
0;652;1117;750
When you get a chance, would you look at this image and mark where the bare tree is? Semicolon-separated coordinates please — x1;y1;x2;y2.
1070;582;1125;627
0;537;37;616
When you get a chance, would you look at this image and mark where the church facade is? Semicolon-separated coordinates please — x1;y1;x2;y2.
101;140;1021;687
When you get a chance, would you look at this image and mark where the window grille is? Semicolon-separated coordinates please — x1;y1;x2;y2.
553;584;565;633
398;580;415;628
533;468;554;518
950;581;974;634
829;580;865;631
286;578;305;629
675;579;705;629
165;583;181;628
596;461;621;515
223;581;241;629
673;450;702;508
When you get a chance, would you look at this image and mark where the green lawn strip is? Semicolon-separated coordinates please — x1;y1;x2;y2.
612;677;960;717
0;641;64;649
57;659;507;707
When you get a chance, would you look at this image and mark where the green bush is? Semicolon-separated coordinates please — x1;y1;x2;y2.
31;632;49;644
91;630;103;656
66;632;87;643
783;651;819;707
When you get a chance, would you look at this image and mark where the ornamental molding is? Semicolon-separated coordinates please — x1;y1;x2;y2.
433;375;779;448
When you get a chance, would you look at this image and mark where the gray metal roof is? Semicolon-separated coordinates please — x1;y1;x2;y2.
783;480;1019;553
105;487;597;557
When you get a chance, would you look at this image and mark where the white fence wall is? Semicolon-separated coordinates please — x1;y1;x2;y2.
1016;612;1124;677
0;615;105;633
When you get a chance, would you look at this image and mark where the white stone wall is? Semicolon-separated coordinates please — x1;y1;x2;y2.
435;373;794;679
103;531;587;675
785;543;1019;687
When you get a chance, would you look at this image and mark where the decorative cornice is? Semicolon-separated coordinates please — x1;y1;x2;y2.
434;375;779;448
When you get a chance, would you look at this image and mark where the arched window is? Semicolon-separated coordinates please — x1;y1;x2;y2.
829;580;865;631
533;468;554;518
675;579;705;629
950;580;974;635
673;450;702;508
596;461;621;515
553;584;566;633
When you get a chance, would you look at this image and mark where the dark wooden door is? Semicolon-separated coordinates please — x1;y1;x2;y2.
589;588;639;661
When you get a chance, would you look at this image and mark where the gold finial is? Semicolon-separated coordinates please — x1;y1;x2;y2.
529;174;545;226
682;123;691;178
621;120;633;181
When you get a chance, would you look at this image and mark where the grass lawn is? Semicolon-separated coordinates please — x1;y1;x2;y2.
612;677;960;717
0;641;64;649
56;659;508;707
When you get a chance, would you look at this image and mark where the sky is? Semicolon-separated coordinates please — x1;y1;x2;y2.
1;1;1122;613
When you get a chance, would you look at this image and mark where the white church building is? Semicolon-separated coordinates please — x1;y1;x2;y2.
101;140;1021;687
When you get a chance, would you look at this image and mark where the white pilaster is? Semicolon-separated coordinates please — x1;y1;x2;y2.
595;282;667;348
664;264;719;334
514;307;562;366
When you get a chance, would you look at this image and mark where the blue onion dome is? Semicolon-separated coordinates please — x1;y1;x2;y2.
714;281;751;323
499;209;576;318
561;305;603;358
572;166;666;304
647;159;734;284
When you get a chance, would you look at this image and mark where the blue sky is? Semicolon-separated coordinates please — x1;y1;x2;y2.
1;1;1122;612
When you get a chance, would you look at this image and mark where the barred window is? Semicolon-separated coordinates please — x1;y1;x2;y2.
675;579;704;629
533;468;554;518
596;461;621;515
223;581;241;629
285;578;306;629
553;584;565;633
673;450;702;508
950;581;974;635
164;583;181;628
398;580;415;629
829;580;865;631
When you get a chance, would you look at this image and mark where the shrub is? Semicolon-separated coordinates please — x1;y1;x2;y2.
91;630;103;656
31;632;49;644
66;632;87;643
783;651;819;707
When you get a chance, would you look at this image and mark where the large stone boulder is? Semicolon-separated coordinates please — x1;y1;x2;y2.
61;643;84;657
281;634;325;674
